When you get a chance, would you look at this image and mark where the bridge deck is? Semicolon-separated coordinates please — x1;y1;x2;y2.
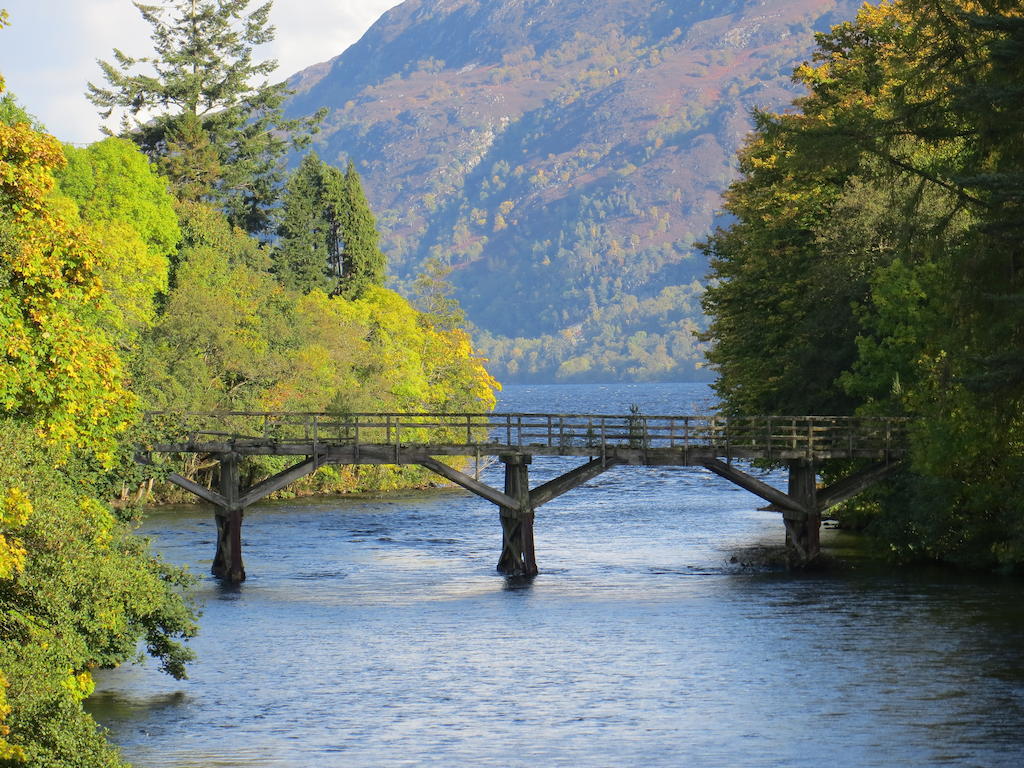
145;411;907;463
139;411;907;582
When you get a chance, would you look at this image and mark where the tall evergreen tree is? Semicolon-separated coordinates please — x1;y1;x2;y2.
336;160;387;299
273;154;340;294
86;0;322;235
273;156;387;298
161;112;223;205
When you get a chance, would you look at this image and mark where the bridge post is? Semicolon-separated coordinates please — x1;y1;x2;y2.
785;459;819;566
497;454;538;577
212;452;246;583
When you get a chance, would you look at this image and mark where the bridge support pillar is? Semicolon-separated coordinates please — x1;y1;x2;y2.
497;454;537;577
212;452;246;583
785;459;819;566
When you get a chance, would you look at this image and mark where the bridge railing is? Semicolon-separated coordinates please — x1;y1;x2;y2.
142;412;907;460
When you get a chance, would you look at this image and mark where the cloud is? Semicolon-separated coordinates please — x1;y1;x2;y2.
0;0;401;143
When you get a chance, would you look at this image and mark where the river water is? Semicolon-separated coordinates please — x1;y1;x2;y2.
88;383;1024;767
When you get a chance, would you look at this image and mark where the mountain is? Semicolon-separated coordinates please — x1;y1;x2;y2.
284;0;860;382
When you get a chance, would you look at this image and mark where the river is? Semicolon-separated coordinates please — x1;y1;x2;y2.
87;383;1024;767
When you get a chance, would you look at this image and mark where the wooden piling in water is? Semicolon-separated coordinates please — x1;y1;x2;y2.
212;452;246;583
784;459;819;566
497;454;538;577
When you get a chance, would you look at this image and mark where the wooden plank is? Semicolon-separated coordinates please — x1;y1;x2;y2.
418;457;520;510
817;460;903;511
700;458;807;517
529;457;622;509
237;457;319;508
165;471;229;509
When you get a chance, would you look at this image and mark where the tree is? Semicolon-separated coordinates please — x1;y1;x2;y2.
1;98;134;462
699;108;863;416
86;0;322;234
57;138;180;258
136;202;288;412
273;153;341;294
161;111;224;204
336;160;387;298
273;155;387;298
702;0;1024;567
0;423;197;767
1;34;198;763
412;256;467;332
56;138;181;344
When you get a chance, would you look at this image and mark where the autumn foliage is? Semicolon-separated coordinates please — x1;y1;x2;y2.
0;115;136;464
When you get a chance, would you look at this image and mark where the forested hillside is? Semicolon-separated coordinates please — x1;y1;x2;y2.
702;0;1024;568
285;0;861;381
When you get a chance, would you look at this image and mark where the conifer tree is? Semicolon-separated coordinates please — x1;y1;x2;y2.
86;0;322;235
161;112;223;204
337;160;387;299
273;154;339;293
274;155;387;298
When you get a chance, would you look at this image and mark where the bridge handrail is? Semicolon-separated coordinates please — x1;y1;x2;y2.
143;410;897;421
141;411;908;460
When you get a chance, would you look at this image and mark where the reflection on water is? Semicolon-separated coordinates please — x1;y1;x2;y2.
88;384;1024;767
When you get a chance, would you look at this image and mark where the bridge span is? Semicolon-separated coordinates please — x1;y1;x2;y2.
139;412;906;582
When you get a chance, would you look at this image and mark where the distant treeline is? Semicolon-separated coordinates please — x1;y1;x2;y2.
478;282;711;382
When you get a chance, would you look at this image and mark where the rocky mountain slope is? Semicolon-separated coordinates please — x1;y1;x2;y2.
285;0;860;381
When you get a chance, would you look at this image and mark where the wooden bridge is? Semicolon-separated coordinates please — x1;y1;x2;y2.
138;411;907;582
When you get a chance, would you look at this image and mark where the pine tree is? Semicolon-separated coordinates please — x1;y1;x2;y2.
161;112;223;204
273;154;338;293
336;160;387;299
274;156;387;298
86;0;322;235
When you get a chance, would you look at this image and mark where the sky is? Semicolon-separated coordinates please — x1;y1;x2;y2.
0;0;401;143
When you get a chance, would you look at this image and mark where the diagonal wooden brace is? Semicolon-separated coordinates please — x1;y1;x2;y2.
700;458;808;517
137;451;230;508
817;460;903;512
165;470;229;508
529;457;622;509
237;456;320;508
417;457;518;509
